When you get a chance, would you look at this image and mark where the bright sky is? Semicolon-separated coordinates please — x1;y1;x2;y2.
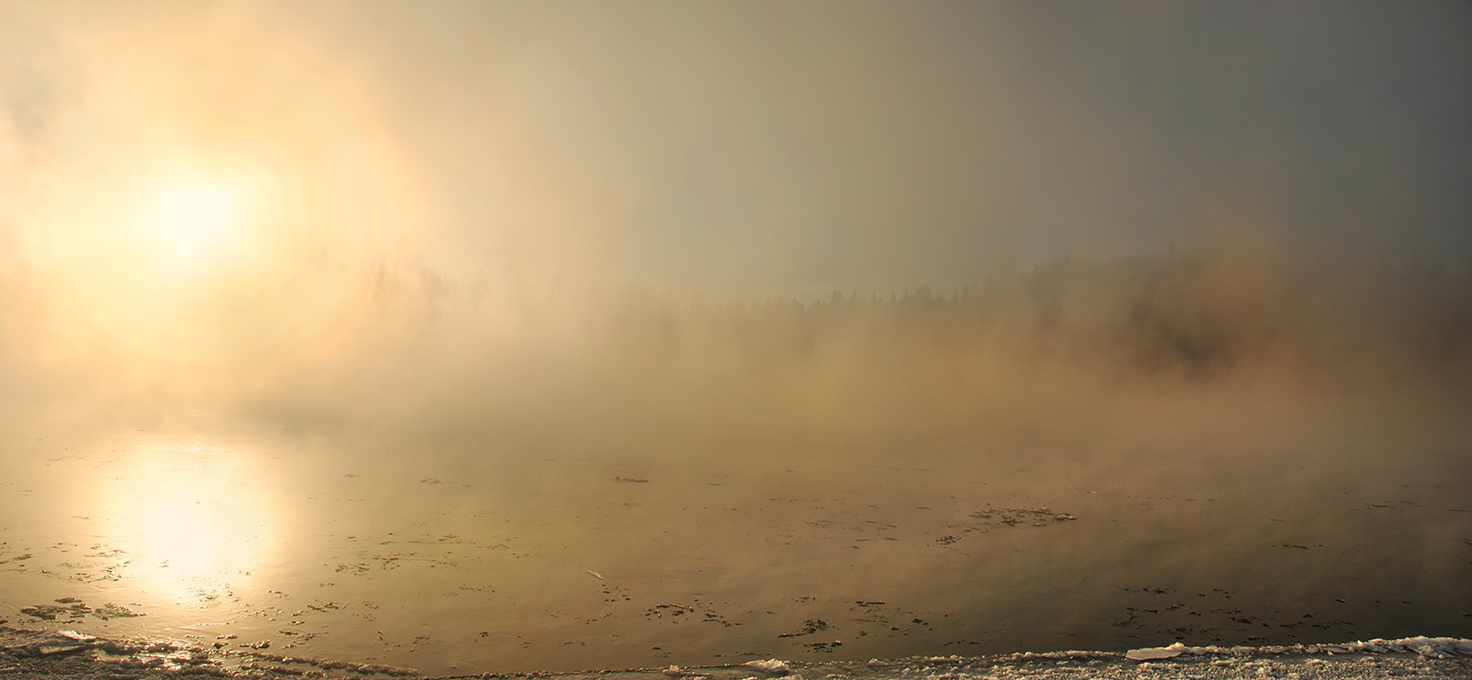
3;0;1470;296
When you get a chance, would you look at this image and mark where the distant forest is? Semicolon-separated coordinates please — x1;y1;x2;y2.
364;251;1472;385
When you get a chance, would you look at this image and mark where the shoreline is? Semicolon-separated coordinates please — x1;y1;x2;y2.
3;626;1470;680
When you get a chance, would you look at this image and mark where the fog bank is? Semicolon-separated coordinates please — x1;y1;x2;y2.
4;251;1466;458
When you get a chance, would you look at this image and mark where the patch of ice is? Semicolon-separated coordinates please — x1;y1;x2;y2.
1126;642;1187;661
746;659;791;674
1345;636;1472;658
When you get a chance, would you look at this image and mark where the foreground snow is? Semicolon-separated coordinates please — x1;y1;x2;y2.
3;627;1471;680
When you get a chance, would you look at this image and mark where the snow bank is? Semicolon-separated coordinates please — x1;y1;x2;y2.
3;627;1471;680
1341;636;1472;658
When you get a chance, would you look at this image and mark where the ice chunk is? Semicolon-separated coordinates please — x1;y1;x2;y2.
1126;642;1186;661
745;659;790;674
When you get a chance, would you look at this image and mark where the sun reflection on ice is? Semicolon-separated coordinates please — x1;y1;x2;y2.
99;443;279;602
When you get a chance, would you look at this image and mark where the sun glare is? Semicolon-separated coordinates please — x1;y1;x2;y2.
134;176;245;274
100;443;278;600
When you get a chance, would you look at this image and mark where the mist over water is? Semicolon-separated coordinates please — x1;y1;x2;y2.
2;251;1470;674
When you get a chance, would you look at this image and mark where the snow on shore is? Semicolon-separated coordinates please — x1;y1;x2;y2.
3;627;1471;680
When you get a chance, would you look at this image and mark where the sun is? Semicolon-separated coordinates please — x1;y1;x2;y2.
133;174;247;275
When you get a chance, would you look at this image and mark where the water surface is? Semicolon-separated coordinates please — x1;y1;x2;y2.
2;395;1468;676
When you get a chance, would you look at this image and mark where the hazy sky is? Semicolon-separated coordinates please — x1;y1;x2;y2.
3;1;1470;294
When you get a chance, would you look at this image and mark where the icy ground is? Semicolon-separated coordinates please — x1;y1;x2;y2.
2;628;1469;680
